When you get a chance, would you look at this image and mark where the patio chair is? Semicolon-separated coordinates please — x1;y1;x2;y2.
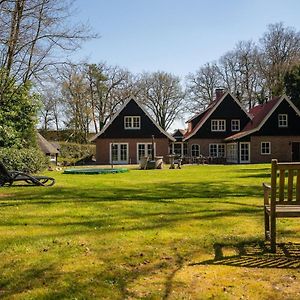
0;161;55;187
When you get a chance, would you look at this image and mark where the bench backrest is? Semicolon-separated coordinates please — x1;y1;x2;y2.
271;159;300;205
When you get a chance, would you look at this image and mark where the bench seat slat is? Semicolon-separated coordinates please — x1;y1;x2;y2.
265;205;300;217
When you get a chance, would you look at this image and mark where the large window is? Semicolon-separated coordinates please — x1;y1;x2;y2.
137;143;154;161
209;144;225;157
261;142;271;155
191;144;200;157
111;143;128;164
240;142;250;163
278;114;288;128
124;116;140;129
231;119;240;132
211;119;226;132
226;143;238;163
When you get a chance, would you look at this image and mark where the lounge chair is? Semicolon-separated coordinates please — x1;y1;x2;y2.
0;161;55;187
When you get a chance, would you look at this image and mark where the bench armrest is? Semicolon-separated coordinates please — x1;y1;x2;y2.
262;183;271;205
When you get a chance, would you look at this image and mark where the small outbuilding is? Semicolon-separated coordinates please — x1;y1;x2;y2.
37;133;59;164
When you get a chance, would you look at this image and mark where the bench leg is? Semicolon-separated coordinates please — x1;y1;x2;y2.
264;209;270;240
270;214;276;253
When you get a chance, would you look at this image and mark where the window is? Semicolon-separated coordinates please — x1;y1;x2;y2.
137;143;154;161
231;119;240;132
240;142;250;163
226;143;238;163
191;144;200;157
278;114;288;128
209;144;225;157
124;116;140;129
111;143;129;163
211;120;226;132
261;142;271;155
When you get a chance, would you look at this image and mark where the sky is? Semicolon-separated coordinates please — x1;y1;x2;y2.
73;0;300;78
71;0;300;130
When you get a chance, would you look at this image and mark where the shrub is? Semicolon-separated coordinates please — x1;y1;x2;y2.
58;142;96;165
0;147;48;173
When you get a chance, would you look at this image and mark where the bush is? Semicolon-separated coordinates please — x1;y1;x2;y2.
58;142;96;165
0;147;48;173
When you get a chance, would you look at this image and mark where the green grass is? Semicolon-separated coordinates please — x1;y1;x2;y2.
0;164;300;299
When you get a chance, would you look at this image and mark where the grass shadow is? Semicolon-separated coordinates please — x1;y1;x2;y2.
191;241;300;269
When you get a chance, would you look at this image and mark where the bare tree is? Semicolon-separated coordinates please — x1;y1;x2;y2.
0;0;96;95
137;71;185;130
258;22;300;97
86;63;135;133
38;81;63;131
185;62;221;112
60;63;92;143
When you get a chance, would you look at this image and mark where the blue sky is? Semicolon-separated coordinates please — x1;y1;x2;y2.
73;0;300;78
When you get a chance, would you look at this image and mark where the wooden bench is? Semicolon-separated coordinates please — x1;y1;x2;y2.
263;159;300;252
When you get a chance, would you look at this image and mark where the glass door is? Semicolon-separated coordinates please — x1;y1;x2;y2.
239;142;250;163
111;143;128;164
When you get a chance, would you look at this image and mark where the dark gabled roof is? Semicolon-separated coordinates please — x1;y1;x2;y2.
37;133;59;154
183;92;251;141
172;129;186;137
225;95;300;141
90;97;176;142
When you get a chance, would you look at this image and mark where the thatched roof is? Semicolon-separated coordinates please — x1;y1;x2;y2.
37;133;59;155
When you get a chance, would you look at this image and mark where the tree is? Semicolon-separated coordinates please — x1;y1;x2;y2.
284;64;300;109
86;63;134;133
0;71;38;148
258;22;300;97
0;0;95;96
185;62;221;112
137;71;185;130
60;63;91;143
38;82;63;131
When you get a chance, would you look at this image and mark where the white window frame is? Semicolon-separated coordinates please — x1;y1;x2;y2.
110;143;129;164
209;144;226;158
239;142;250;163
211;119;226;132
231;119;240;132
191;144;200;157
261;142;271;155
226;143;238;163
278;114;288;128
124;116;141;129
136;143;155;162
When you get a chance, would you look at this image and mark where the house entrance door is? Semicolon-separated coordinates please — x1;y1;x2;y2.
239;142;250;163
292;142;300;161
111;143;128;164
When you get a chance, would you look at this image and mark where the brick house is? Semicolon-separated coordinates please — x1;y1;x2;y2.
179;90;300;163
91;97;175;165
225;95;300;163
181;90;252;162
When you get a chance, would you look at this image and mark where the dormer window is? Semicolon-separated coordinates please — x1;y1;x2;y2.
124;116;140;129
278;114;288;128
231;119;240;132
211;119;226;132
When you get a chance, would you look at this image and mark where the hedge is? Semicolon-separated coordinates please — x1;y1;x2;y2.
58;142;96;165
0;147;48;173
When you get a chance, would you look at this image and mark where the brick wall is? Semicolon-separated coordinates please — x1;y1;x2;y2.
186;138;225;156
95;138;170;164
250;136;300;163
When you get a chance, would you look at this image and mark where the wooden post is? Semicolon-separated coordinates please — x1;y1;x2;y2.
270;159;277;252
111;142;114;169
151;135;155;161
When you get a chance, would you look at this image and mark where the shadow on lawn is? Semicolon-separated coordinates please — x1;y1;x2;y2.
193;241;300;269
0;180;263;204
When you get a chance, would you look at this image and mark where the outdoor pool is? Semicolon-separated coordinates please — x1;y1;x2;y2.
63;168;129;175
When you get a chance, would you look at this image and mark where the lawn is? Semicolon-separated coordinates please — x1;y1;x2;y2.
0;164;300;299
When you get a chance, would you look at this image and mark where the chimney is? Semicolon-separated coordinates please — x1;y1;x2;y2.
215;88;225;101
